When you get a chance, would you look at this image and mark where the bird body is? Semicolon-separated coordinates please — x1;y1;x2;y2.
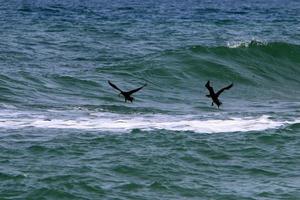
108;81;146;103
205;81;233;108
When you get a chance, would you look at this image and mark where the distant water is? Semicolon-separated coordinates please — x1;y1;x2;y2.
1;0;300;199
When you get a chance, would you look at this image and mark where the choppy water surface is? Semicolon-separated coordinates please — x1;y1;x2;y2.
0;0;300;199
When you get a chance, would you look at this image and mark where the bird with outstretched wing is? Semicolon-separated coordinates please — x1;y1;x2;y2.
108;80;147;103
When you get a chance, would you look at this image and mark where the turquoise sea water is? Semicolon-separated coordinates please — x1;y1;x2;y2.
1;0;300;199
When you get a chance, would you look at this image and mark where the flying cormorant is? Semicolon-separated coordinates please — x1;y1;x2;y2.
108;80;147;103
205;81;233;108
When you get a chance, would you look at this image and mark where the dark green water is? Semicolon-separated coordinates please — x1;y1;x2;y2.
0;0;300;199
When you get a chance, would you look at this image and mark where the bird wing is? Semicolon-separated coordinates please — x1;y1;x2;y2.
127;84;147;95
216;83;233;97
205;81;215;94
108;81;123;93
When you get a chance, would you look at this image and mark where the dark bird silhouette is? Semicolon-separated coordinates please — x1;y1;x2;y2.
108;81;147;103
205;81;233;108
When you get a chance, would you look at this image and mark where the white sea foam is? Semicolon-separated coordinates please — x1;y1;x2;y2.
226;39;266;48
0;111;298;133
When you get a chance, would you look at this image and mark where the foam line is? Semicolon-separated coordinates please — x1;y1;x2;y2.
0;113;298;133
